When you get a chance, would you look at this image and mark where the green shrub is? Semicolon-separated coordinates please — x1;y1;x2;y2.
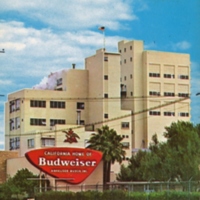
101;189;126;200
35;191;75;200
34;190;200;200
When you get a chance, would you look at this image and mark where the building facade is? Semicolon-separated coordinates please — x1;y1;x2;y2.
4;39;190;181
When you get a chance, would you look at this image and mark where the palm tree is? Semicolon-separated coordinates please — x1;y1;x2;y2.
87;125;126;188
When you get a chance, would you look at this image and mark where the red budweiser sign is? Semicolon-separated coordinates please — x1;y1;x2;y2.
25;147;102;184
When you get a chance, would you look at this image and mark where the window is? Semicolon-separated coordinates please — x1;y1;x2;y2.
10;118;15;131
28;139;34;148
149;111;161;116
15;117;20;129
77;120;85;125
16;99;20;111
30;118;46;126
164;112;175;116
179;75;189;79
104;75;108;80
130;74;132;79
10;137;20;150
104;57;108;61
178;93;189;97
124;59;126;64
41;138;55;147
149;91;160;96
104;94;108;98
121;122;129;129
50;101;65;108
149;73;160;78
178;112;189;117
50;119;65;126
9;99;20;113
124;76;126;81
122;142;130;149
77;102;84;109
30;100;46;108
104;114;108;119
130;46;132;50
124;48;126;52
119;50;121;53
164;74;175;79
130;57;132;62
130;92;133;96
164;92;175;97
57;78;62;86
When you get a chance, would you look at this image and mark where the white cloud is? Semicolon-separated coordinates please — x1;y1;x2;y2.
0;0;136;30
0;21;125;79
172;41;191;50
0;80;13;86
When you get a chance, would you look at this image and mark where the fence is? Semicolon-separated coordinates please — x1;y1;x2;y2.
35;180;200;193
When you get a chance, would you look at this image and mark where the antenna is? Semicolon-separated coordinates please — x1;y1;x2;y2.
98;26;105;49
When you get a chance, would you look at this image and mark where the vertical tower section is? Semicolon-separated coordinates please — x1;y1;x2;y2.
118;40;145;149
143;51;190;144
85;49;132;162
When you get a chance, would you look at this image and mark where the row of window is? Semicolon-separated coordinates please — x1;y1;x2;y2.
149;111;189;117
10;99;20;113
149;73;189;79
11;136;130;151
30;118;66;126
30;101;85;109
9;137;20;150
149;91;189;97
119;45;133;53
122;57;133;64
10;100;85;112
10;137;55;150
10;117;20;131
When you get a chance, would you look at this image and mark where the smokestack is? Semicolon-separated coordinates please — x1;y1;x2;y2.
72;63;76;69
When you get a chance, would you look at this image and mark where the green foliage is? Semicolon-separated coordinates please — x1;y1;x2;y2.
35;191;75;200
117;121;200;182
87;125;126;185
12;168;39;196
0;177;20;200
0;168;38;200
101;189;126;200
33;190;200;200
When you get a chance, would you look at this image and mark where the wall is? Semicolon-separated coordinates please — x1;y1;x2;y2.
0;151;18;183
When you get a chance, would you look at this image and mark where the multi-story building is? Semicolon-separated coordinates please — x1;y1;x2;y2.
119;40;190;150
4;40;190;179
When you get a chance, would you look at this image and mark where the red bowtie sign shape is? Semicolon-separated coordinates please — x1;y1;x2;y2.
25;147;102;184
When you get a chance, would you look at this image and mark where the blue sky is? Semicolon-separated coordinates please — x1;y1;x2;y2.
0;0;199;149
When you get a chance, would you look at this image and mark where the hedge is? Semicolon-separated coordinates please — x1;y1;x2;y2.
34;190;200;200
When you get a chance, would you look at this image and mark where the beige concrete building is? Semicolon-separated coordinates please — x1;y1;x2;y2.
118;40;190;150
4;39;190;183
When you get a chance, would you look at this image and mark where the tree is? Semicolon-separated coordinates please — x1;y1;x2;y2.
0;168;39;199
117;150;147;181
163;121;200;181
117;121;200;182
87;125;126;187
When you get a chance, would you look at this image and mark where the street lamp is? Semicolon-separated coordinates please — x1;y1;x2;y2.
0;49;5;53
